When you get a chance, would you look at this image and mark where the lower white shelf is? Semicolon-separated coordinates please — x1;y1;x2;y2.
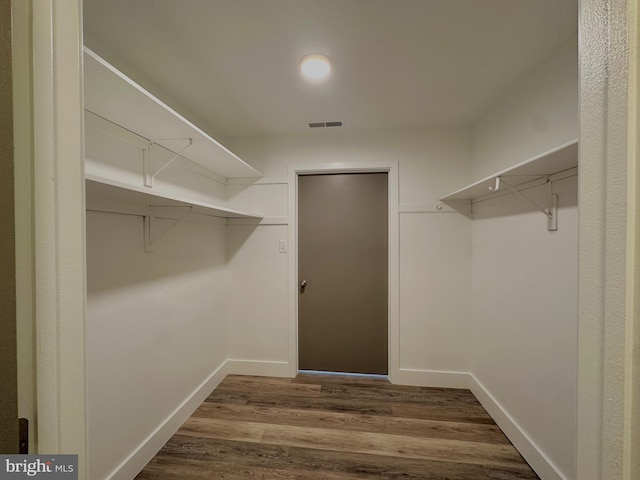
85;174;262;219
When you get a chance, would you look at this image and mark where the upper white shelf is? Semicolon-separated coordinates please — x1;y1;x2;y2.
86;174;262;219
83;47;261;179
439;139;578;203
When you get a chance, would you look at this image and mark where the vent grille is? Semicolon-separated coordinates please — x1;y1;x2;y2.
308;121;343;128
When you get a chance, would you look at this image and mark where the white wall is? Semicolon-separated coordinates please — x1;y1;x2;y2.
470;178;578;480
469;34;578;480
225;127;473;384
86;212;229;479
226;223;289;370
398;212;471;377
471;36;578;180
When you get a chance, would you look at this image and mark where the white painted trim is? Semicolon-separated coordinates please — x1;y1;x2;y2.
226;359;294;378
624;3;640;478
108;361;228;480
287;161;400;380
32;0;87;473
470;375;567;480
287;167;298;377
578;1;630;479
393;368;470;389
399;203;458;214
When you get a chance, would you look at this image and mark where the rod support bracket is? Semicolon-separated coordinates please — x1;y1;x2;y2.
143;138;193;187
495;176;559;231
144;206;193;252
546;192;558;232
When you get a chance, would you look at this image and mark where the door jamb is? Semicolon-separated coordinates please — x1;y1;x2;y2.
287;161;399;381
30;0;87;472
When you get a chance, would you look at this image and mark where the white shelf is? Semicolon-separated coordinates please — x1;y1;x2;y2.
86;175;262;219
83;47;261;180
439;139;578;204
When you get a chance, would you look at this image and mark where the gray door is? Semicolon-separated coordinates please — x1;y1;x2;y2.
298;173;388;375
0;0;18;453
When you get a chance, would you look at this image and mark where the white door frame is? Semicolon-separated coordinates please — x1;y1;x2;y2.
625;3;640;477
17;0;88;475
287;162;399;381
577;0;637;479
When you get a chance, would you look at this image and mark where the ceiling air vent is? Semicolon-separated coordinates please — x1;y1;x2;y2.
308;121;343;128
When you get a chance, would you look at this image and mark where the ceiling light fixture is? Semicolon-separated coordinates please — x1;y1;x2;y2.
300;53;331;80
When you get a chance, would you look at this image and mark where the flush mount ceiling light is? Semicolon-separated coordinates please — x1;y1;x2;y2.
300;53;331;80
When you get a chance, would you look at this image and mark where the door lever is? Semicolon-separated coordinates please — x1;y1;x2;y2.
300;279;307;293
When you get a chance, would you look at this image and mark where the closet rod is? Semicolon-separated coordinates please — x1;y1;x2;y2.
87;207;197;222
491;176;558;231
86;208;144;218
144;206;193;252
498;177;552;219
472;167;577;206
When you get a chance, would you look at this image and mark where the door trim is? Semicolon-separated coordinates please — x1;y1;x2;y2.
287;161;399;381
30;0;87;470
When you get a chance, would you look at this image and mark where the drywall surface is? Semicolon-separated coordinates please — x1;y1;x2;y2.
86;211;228;479
470;177;578;479
468;34;579;479
471;35;578;180
399;213;471;374
226;224;289;364
225;128;472;380
228;128;471;205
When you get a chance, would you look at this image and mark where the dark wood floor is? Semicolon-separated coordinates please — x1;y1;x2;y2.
135;374;539;479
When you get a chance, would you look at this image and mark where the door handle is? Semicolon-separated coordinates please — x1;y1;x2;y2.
300;280;307;293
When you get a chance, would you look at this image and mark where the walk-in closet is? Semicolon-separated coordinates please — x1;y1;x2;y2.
80;1;582;479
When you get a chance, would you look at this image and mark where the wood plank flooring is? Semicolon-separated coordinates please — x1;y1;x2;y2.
135;374;539;479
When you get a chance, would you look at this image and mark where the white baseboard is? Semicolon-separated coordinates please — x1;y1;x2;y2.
108;361;229;480
469;375;567;480
392;368;471;388
226;359;295;378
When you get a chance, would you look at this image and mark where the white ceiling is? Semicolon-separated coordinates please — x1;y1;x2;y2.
83;0;577;139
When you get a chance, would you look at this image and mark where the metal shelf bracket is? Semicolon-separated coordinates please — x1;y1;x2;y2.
496;176;558;231
144;206;193;252
143;138;193;187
